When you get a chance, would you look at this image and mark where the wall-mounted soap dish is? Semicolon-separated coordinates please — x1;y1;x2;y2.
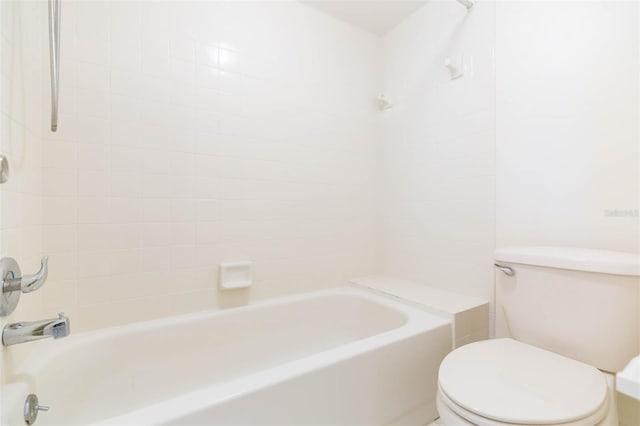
219;261;253;290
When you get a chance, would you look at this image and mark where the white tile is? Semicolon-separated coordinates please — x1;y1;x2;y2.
110;172;142;198
75;1;109;65
32;0;383;333
139;222;171;247
110;198;143;224
77;171;110;197
43;170;77;197
196;44;219;68
77;197;111;224
43;225;77;253
76;62;110;91
77;224;140;251
43;141;78;170
44;196;78;225
171;199;197;222
77;144;109;171
76;88;110;119
110;146;143;172
140;198;172;222
171;222;196;246
139;246;171;272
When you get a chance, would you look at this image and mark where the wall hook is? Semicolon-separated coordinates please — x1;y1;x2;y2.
445;57;464;80
377;93;393;111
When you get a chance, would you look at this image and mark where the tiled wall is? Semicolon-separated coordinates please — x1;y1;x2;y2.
2;0;636;343
496;1;639;252
41;1;380;331
0;0;48;377
379;2;496;311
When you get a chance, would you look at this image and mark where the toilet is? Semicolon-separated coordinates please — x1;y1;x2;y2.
436;247;640;425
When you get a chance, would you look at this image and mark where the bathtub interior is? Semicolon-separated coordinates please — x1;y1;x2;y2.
2;291;415;425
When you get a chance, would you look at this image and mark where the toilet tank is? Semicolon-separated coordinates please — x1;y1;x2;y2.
494;247;640;373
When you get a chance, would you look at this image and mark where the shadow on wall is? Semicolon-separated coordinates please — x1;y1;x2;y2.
218;289;250;310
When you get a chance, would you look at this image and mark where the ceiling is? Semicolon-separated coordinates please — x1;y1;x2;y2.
301;1;427;36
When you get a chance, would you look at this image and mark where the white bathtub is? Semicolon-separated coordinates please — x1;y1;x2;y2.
1;287;451;426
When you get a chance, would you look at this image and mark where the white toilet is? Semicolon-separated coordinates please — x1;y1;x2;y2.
436;247;640;425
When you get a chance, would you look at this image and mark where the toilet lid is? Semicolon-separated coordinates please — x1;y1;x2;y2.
438;338;608;425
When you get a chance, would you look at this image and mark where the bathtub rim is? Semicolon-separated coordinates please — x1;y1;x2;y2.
94;288;450;426
10;286;446;375
3;286;452;426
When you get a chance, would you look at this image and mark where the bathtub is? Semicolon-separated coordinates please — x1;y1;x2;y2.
1;287;451;426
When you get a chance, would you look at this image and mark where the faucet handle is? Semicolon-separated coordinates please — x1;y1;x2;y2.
19;257;49;293
0;256;49;317
2;256;48;294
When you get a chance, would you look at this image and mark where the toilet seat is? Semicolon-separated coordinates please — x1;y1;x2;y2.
438;338;609;425
437;382;609;426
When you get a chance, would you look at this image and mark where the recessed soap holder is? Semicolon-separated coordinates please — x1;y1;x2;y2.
219;261;253;290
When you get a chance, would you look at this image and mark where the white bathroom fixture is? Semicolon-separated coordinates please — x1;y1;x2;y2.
436;246;640;425
350;275;489;348
444;57;464;80
219;261;253;290
618;356;640;401
0;287;451;425
376;94;393;111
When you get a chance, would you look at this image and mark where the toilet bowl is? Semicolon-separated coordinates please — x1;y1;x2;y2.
434;247;639;426
436;339;616;425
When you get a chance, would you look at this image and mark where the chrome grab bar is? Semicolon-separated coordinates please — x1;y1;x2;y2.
494;263;515;276
48;0;61;132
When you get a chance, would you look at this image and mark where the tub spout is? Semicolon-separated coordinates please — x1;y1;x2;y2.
2;312;70;346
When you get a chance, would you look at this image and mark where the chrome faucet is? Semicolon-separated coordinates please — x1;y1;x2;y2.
2;312;70;346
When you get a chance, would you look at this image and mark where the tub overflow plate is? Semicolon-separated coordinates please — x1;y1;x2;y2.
24;394;49;425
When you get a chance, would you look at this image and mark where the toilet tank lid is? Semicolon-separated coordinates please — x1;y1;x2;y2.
495;246;640;276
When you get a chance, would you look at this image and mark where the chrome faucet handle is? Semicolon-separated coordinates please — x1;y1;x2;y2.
0;256;50;317
494;263;515;276
3;256;48;294
19;256;49;293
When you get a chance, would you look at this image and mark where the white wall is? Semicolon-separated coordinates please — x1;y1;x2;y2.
380;0;639;323
496;1;640;252
0;0;46;317
379;1;496;306
0;0;47;378
40;1;380;332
